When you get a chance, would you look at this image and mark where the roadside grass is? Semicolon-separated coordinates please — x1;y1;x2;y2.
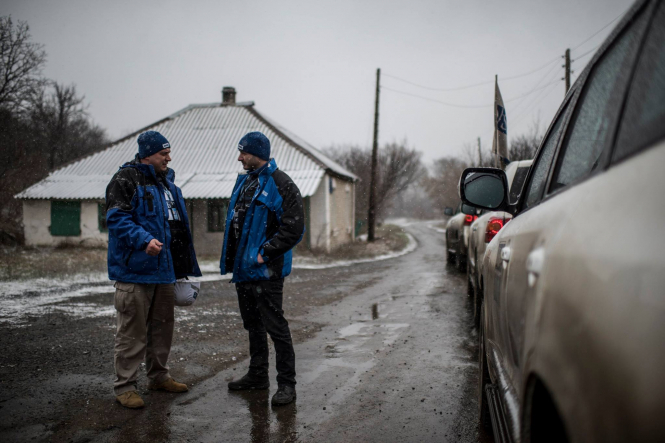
0;224;411;281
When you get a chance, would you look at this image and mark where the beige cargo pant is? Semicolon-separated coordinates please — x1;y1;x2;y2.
113;281;175;395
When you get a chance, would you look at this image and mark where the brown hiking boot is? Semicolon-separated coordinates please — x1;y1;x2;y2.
148;377;189;393
116;391;145;409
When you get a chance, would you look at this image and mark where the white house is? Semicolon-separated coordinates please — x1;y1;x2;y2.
15;87;358;255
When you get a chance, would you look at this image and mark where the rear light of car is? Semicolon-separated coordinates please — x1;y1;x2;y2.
464;215;478;225
485;217;508;243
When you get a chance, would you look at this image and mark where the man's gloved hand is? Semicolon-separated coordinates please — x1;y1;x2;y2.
146;239;163;256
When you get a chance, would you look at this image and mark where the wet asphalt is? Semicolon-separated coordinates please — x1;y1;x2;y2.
0;221;491;442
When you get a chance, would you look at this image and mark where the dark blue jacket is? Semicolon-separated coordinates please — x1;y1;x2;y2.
105;160;201;284
220;159;305;283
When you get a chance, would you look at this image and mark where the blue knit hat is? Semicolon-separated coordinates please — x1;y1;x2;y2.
137;131;171;159
238;132;270;160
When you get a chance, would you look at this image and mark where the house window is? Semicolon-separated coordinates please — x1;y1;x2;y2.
51;201;81;236
207;199;228;232
98;202;108;232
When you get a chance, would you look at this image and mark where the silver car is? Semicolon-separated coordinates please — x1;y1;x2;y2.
467;159;532;326
460;0;665;441
444;202;479;271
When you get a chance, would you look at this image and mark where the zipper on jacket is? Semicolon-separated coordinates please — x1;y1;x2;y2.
143;190;154;212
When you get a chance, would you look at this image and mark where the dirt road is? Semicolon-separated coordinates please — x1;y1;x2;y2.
0;221;490;442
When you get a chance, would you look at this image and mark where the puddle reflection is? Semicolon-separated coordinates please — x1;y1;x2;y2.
231;390;299;442
371;303;379;320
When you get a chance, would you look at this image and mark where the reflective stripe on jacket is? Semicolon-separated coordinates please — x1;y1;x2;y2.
220;159;305;283
105;160;201;284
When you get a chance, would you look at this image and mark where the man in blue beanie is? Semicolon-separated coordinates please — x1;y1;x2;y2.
221;131;305;406
105;130;201;408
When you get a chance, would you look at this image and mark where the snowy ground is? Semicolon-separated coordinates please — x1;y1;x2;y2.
0;220;433;326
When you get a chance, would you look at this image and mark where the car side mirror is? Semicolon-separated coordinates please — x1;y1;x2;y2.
461;204;476;215
444;207;453;216
459;168;513;213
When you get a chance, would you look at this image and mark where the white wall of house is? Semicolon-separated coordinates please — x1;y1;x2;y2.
189;200;224;257
308;175;328;250
329;178;355;249
22;200;107;247
21;177;356;253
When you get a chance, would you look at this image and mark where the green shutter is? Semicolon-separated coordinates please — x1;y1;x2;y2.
51;201;81;236
98;202;108;232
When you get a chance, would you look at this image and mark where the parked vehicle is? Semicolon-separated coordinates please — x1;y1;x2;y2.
444;202;479;271
460;1;665;441
467;159;532;326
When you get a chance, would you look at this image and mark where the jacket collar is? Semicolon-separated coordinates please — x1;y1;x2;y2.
240;158;278;177
120;157;175;183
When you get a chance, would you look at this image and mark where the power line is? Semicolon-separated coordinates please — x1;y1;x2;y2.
571;7;629;51
509;63;563;115
572;43;602;62
383;56;560;92
381;78;561;109
380;86;493;108
382;7;628;95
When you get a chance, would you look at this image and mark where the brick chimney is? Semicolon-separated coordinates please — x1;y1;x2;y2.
222;86;236;105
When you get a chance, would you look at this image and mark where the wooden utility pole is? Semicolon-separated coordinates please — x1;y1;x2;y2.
367;68;381;242
477;137;483;166
564;48;571;95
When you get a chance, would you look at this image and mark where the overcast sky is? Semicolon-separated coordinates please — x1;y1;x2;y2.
4;0;634;162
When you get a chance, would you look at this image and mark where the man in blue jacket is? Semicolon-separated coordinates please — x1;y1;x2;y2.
106;130;201;409
221;131;305;406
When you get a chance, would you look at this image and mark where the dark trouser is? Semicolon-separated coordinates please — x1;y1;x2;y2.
113;282;175;395
236;279;296;387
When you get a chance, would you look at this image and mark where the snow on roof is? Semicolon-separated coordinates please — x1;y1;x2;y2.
16;102;355;200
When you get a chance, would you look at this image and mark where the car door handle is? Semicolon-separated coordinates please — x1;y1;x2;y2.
473;227;478;232
501;247;511;262
526;247;546;288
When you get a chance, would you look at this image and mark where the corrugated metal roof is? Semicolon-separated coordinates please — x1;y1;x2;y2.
16;103;351;200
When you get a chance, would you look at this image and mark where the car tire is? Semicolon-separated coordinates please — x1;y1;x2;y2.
473;288;482;328
467;272;474;297
478;301;492;430
456;253;467;272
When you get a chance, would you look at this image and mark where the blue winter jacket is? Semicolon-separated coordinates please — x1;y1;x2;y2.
105;160;201;284
220;159;305;283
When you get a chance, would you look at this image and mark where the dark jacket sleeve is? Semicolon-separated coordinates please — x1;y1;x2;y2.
261;172;305;261
105;169;155;250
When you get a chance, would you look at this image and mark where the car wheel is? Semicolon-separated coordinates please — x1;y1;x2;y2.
473;286;482;328
478;301;492;430
456;253;467;272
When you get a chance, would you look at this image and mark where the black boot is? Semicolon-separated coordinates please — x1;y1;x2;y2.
228;373;270;391
271;385;296;406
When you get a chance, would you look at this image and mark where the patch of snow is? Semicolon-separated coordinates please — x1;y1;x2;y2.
198;261;219;273
0;272;109;298
293;233;418;270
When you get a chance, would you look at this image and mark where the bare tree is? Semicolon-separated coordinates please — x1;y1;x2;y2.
29;82;107;171
423;156;469;214
461;141;494;168
0;16;47;112
509;118;543;161
329;141;424;227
